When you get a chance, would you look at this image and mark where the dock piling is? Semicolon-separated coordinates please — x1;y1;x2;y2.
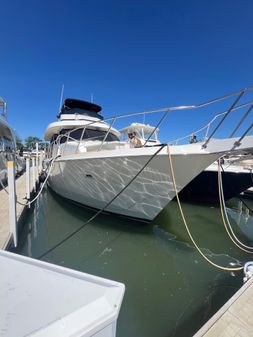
26;158;30;208
35;156;39;182
32;157;36;192
38;153;41;175
36;143;39;180
7;161;17;247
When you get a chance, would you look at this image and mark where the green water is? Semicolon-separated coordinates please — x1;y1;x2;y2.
11;188;253;337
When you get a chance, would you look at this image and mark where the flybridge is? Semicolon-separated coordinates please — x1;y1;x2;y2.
58;98;103;120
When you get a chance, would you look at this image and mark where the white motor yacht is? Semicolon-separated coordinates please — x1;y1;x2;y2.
44;90;253;221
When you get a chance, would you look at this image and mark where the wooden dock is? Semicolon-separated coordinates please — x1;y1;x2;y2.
194;277;253;336
0;169;33;249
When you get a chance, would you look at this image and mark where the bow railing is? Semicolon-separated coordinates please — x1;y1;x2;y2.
172;100;253;145
46;85;253;158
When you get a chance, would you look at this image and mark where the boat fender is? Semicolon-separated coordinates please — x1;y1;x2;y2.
243;262;253;283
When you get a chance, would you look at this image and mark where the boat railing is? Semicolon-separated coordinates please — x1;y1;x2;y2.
47;85;253;158
172;100;253;145
201;89;251;148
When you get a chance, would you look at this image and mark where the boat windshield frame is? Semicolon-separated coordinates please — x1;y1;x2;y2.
52;127;120;144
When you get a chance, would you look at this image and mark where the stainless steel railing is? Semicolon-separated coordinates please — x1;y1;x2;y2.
172;100;253;145
46;85;253;158
202;89;246;148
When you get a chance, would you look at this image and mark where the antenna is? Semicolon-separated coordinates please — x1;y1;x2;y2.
58;84;65;113
91;93;94;103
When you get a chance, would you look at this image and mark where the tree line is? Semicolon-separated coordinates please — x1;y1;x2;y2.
16;136;47;150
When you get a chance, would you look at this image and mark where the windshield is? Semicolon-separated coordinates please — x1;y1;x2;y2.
59;128;119;144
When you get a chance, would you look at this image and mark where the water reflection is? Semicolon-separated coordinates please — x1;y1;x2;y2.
226;198;253;244
12;188;253;337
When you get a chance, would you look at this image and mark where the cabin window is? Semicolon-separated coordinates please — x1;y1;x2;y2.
2;137;14;151
59;128;119;144
84;129;119;141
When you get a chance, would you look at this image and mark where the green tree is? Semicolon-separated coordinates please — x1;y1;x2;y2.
15;136;23;150
24;136;42;150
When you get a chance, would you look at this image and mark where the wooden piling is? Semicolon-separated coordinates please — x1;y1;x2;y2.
7;161;17;247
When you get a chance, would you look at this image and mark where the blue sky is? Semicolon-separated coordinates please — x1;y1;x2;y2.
0;0;253;142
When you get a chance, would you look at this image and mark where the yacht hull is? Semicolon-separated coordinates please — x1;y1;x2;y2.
48;147;220;221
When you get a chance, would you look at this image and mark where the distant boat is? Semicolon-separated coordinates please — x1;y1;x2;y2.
0;97;24;185
178;159;253;202
0;97;15;183
44;88;253;221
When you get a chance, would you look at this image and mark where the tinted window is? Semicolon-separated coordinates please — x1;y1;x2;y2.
59;128;119;143
3;137;14;151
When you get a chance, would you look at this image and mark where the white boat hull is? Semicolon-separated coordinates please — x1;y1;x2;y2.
48;146;220;220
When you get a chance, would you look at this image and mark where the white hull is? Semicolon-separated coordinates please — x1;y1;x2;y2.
48;145;221;220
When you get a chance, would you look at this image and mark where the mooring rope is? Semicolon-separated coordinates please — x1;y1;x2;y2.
38;144;167;259
167;145;243;271
16;155;60;207
217;159;253;253
0;156;59;207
